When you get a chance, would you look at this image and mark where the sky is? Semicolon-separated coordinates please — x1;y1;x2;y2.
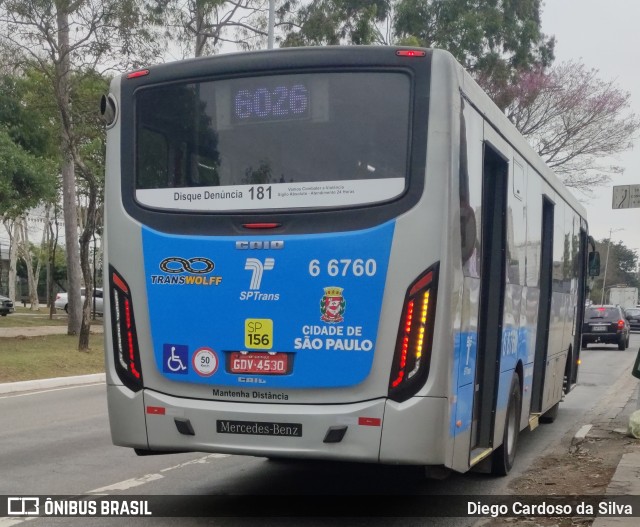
540;0;640;257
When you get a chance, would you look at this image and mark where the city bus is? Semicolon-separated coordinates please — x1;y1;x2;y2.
101;46;598;476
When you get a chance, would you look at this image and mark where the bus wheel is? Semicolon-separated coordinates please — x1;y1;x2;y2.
491;373;521;476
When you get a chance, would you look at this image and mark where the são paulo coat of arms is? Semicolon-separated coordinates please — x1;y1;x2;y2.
320;287;346;323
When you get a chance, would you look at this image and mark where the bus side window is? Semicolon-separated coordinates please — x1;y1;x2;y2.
588;251;601;276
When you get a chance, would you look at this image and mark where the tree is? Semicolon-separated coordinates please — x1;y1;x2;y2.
0;70;58;306
0;0;156;349
150;0;271;57
590;239;639;303
279;0;391;46
0;71;58;218
393;0;553;78
279;2;636;193
0;130;55;217
482;61;640;193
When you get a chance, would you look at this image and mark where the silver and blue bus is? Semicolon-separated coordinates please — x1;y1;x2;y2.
101;46;596;475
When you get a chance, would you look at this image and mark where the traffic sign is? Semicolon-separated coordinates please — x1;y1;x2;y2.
612;185;640;209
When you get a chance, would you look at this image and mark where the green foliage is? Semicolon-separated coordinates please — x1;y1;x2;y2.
0;130;56;216
279;0;391;46
0;73;56;158
0;68;59;216
589;239;640;303
394;0;554;78
611;241;639;286
279;0;553;98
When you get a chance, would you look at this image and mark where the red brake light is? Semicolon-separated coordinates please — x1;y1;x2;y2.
126;69;149;79
618;320;625;329
396;50;427;57
242;223;281;229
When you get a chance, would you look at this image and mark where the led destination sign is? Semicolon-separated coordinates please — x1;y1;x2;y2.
232;82;310;123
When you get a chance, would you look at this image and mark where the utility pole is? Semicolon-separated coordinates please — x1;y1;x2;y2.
601;227;624;304
268;0;275;49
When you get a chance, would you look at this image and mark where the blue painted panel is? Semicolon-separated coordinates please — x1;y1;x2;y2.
141;221;395;388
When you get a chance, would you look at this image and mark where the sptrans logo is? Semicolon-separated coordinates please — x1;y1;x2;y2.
151;256;222;286
240;258;279;301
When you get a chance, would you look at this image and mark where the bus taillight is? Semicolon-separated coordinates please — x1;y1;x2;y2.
109;266;143;391
396;50;427;57
389;265;438;402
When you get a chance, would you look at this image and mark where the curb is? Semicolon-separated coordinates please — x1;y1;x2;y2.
572;354;638;445
591;451;640;527
0;373;105;395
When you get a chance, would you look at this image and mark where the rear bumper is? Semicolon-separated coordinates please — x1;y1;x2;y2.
107;383;447;466
582;331;625;343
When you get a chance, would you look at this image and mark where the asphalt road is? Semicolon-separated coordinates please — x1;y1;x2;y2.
1;332;638;527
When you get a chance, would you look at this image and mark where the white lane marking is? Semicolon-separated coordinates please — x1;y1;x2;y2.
1;450;230;524
160;453;229;473
86;453;229;494
86;473;164;494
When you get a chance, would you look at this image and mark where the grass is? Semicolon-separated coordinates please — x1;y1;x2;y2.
0;333;105;383
0;307;106;383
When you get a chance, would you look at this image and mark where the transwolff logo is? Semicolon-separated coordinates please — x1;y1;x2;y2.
151;256;222;286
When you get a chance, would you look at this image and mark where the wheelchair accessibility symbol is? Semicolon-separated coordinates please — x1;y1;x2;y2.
163;344;189;374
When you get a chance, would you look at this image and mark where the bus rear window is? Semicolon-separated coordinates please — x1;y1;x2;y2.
134;72;411;211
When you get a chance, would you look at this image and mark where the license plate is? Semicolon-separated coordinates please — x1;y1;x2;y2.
217;420;302;437
592;325;607;332
228;352;290;374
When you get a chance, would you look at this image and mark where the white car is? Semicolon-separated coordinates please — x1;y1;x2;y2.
55;288;104;315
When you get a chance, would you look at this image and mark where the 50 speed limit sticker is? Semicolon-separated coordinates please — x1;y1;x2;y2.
192;347;219;377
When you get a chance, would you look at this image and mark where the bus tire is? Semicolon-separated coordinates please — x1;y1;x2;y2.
491;373;521;476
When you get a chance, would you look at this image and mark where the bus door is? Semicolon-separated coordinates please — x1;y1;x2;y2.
469;127;510;465
530;196;554;416
570;227;589;389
